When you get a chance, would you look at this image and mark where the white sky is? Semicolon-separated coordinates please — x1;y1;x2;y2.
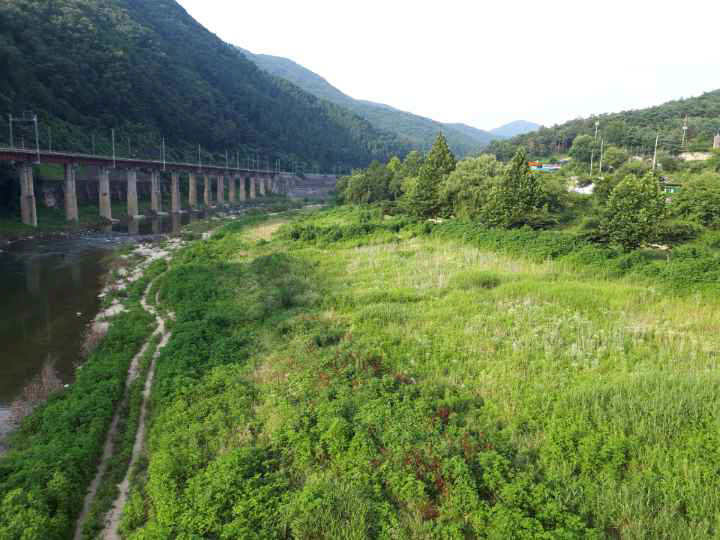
176;0;720;131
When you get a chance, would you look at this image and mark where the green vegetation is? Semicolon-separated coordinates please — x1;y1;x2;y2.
80;333;160;540
2;181;720;537
404;134;456;219
0;260;165;539
2;131;719;538
240;48;496;157
107;205;719;538
487;89;720;160
0;0;407;172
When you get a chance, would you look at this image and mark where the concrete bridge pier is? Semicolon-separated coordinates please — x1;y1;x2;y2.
238;177;246;202
189;173;198;208
64;164;79;222
171;172;181;213
228;176;237;204
151;171;162;214
259;177;267;197
127;169;139;218
204;175;212;207
19;163;37;227
250;178;256;200
98;167;112;221
217;176;225;206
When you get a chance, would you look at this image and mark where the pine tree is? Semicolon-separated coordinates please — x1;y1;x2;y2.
483;147;544;227
405;134;456;218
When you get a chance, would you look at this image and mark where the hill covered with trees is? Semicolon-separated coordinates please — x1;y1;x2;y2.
490;120;540;138
487;90;720;161
0;0;409;172
238;48;498;157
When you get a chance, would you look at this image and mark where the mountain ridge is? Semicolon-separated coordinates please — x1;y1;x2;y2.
491;120;541;138
237;47;498;157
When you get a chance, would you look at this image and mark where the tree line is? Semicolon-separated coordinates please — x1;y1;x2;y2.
338;134;720;250
487;89;720;160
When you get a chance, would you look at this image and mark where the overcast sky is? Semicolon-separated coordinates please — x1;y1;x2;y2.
176;0;719;131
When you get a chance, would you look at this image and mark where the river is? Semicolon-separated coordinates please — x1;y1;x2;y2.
0;211;210;444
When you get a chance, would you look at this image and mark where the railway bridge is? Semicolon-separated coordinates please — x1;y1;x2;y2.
0;147;319;227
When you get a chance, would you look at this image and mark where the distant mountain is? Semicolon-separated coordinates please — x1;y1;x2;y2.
0;0;409;172
487;90;720;160
237;48;498;157
446;122;500;142
491;120;541;138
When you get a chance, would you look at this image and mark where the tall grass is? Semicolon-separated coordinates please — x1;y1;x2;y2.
120;208;720;539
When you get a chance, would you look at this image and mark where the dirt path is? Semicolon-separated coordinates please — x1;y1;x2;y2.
101;291;172;540
72;285;158;540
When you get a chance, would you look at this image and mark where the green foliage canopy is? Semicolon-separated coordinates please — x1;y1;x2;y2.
603;173;667;249
403;134;456;219
671;172;720;227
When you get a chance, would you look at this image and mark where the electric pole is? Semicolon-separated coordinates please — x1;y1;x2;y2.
589;148;594;175
598;138;604;173
652;134;659;171
33;114;39;164
111;129;116;168
681;115;688;148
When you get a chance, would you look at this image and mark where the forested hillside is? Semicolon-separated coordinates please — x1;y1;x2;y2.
490;120;540;138
488;90;720;160
239;48;497;157
0;0;409;171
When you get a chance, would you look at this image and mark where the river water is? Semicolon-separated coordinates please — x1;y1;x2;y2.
0;211;210;443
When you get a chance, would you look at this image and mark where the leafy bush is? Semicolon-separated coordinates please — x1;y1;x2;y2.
602;173;666;250
657;219;704;244
670;172;720;227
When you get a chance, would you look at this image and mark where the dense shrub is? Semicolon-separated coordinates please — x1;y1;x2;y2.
656;219;704;244
602;173;666;250
670;172;720;227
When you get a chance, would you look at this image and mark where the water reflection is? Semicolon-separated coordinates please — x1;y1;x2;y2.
0;240;107;409
0;207;244;436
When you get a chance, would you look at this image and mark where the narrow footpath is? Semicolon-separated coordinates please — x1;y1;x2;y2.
102;289;172;540
72;280;172;540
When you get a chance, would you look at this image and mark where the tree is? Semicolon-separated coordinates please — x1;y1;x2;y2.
482;148;559;228
602;173;666;250
602;145;629;170
569;135;595;164
404;134;456;218
342;161;392;204
438;155;504;218
671;172;720;227
388;152;423;199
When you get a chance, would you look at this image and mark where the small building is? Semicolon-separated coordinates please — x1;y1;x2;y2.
661;176;682;195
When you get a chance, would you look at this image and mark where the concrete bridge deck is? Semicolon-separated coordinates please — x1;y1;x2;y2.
0;147;335;227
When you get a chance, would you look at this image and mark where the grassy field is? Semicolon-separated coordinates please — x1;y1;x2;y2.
116;207;720;539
